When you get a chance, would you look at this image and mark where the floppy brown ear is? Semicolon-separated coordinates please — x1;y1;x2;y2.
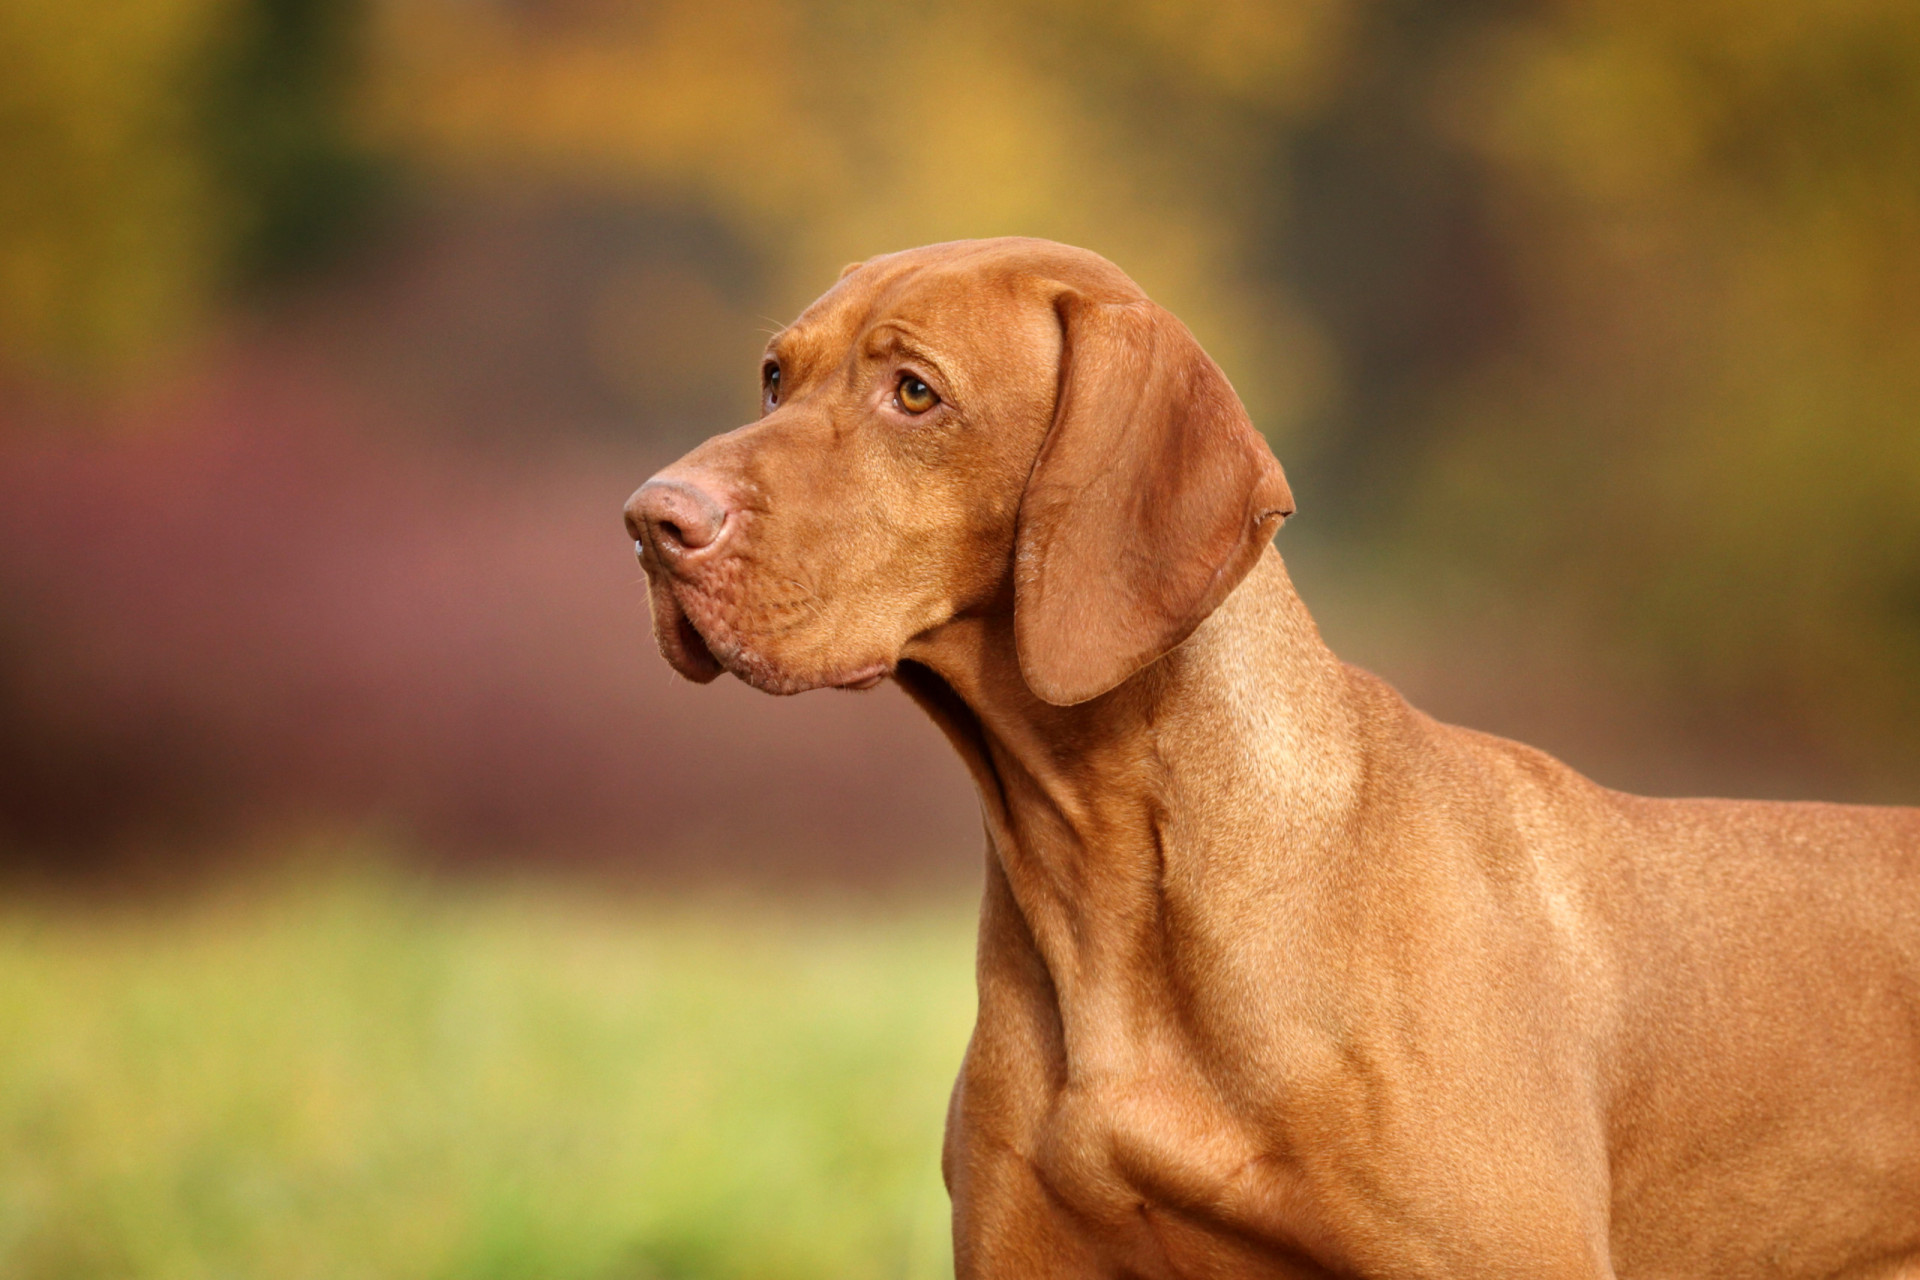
1014;292;1294;706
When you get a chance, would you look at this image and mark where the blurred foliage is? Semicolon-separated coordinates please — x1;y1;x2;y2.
201;0;387;286
1396;0;1920;782
355;0;1349;437
0;0;226;381
0;0;378;383
0;869;974;1279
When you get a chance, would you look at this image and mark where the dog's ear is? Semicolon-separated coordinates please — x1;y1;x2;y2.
839;260;865;279
1013;292;1293;706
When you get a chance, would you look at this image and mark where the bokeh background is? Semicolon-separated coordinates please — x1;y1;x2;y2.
1;0;1916;1274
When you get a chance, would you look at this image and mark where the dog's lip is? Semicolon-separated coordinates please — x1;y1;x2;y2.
654;575;891;694
831;663;892;691
637;556;890;694
673;608;724;676
647;573;725;683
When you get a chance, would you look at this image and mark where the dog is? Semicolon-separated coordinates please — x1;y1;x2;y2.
625;237;1920;1278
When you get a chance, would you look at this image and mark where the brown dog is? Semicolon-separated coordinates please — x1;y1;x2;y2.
625;238;1920;1278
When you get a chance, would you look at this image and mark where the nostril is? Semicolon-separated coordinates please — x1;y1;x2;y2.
628;477;730;557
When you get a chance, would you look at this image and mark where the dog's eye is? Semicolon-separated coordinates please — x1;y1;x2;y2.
896;375;938;414
763;362;781;408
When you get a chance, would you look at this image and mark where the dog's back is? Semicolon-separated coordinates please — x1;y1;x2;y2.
1420;700;1920;1274
1596;791;1920;1274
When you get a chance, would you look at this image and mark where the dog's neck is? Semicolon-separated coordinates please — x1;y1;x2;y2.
898;546;1368;1029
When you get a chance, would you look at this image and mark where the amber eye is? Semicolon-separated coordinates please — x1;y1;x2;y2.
763;362;781;408
896;374;938;414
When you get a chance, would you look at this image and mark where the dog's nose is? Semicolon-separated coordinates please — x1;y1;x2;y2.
626;478;730;557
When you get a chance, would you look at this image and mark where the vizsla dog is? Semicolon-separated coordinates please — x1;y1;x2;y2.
624;238;1920;1278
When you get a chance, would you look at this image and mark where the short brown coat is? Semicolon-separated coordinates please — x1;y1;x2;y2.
628;238;1920;1279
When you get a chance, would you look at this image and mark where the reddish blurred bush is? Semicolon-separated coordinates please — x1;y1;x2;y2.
0;353;977;879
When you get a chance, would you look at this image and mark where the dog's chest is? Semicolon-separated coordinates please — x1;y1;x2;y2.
1023;1069;1343;1276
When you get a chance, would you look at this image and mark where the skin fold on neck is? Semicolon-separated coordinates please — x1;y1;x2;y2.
897;547;1371;1058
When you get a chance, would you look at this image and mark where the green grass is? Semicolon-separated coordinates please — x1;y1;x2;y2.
0;870;978;1280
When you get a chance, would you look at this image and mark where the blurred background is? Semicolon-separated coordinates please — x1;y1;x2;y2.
1;0;1915;1274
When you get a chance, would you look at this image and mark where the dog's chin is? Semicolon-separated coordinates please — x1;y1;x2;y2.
715;638;894;696
728;656;892;696
649;581;891;695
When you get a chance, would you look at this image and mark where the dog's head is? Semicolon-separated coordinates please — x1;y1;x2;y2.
625;237;1292;706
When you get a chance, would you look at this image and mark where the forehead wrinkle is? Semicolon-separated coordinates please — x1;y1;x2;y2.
859;320;956;386
764;320;835;384
767;265;907;383
773;250;1055;400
